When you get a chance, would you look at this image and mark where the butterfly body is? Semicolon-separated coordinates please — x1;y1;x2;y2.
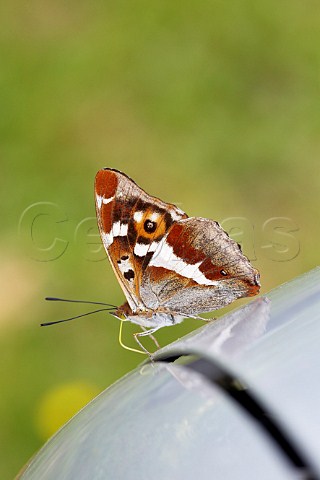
115;301;185;329
95;168;260;351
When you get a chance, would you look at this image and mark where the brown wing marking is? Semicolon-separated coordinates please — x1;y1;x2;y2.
141;217;260;313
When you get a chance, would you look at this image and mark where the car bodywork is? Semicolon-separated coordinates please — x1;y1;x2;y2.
18;268;320;480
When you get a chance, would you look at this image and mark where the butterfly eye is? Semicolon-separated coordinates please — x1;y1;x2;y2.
144;220;157;233
220;269;227;276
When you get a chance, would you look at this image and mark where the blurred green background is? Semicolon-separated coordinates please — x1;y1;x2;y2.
1;1;319;478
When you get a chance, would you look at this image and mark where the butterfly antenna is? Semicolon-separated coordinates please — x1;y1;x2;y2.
41;307;115;327
45;296;117;309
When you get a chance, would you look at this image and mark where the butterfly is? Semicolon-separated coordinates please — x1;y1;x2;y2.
95;168;260;355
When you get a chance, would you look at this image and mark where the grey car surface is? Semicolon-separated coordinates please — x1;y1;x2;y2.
19;267;320;480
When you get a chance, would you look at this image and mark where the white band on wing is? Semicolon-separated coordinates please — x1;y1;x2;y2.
96;194;115;209
134;241;159;257
112;221;128;237
101;222;128;248
150;239;219;286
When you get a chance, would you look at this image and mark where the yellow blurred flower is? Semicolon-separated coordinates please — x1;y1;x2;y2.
35;381;100;440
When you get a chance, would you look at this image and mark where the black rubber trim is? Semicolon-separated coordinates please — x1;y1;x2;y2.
156;353;319;480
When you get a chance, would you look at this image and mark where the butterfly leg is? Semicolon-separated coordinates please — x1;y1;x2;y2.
133;327;161;358
140;326;161;349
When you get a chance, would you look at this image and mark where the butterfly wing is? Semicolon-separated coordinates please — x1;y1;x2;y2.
140;217;260;315
95;168;187;312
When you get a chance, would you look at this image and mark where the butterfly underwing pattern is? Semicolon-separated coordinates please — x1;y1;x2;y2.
95;168;260;352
